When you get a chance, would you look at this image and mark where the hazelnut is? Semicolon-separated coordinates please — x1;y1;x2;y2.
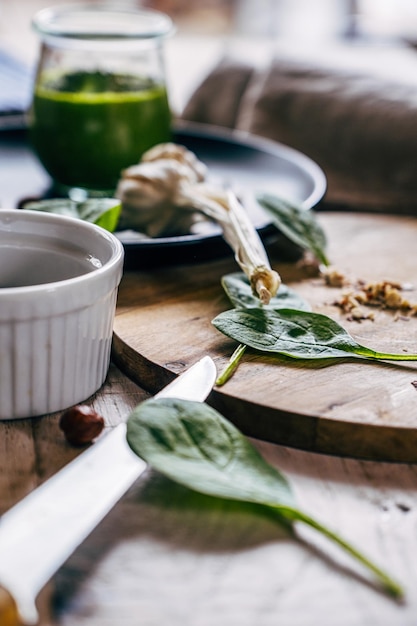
59;405;105;446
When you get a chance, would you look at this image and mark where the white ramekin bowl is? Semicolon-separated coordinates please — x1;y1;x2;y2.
0;209;124;419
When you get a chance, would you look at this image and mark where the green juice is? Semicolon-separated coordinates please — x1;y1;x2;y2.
31;70;172;191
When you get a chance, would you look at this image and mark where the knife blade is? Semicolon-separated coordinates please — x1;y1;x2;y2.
0;356;216;625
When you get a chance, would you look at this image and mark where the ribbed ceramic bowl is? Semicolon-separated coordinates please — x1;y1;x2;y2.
0;209;124;419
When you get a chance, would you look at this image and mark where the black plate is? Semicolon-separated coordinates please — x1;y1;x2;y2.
118;121;326;269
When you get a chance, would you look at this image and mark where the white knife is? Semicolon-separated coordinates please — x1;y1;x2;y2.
0;356;217;625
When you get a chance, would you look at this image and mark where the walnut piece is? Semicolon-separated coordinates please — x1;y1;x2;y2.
323;266;417;320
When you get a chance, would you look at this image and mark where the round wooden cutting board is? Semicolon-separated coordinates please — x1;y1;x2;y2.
113;212;417;462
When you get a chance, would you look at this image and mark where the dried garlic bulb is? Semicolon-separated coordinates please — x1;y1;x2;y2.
116;143;280;303
115;145;204;237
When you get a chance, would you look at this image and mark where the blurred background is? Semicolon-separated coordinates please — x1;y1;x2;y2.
2;0;417;115
2;0;417;117
4;0;417;53
2;0;417;212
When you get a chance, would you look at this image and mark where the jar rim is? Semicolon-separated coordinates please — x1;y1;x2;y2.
32;4;174;40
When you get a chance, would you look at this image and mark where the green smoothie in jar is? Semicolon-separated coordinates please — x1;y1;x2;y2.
31;70;172;192
30;5;174;196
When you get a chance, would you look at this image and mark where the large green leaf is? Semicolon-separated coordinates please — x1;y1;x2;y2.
126;397;403;599
212;307;417;362
127;397;294;506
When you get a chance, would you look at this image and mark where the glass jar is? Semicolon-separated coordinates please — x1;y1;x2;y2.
30;4;173;197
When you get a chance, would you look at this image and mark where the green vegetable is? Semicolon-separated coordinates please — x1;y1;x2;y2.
212;307;417;362
222;273;311;312
215;343;247;386
126;397;403;599
22;197;121;232
257;193;330;266
216;273;311;385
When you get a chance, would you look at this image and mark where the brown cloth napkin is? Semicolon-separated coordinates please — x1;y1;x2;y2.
182;46;417;213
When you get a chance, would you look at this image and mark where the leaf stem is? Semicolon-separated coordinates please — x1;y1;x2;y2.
281;507;404;599
370;351;417;362
215;344;247;386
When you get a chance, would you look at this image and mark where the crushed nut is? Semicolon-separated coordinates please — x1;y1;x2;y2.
334;291;375;321
321;265;351;287
59;405;105;446
326;268;417;320
348;306;375;322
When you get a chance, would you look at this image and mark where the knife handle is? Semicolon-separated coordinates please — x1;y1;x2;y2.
0;586;20;626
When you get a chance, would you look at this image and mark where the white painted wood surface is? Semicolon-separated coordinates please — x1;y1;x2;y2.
2;365;417;625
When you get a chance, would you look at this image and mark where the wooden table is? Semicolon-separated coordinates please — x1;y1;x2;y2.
2;129;417;625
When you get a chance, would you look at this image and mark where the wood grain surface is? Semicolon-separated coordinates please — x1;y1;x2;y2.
113;211;417;462
3;365;417;626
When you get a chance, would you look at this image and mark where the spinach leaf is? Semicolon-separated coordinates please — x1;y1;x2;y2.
216;273;312;385
22;197;121;233
127;397;294;506
212;307;417;362
222;272;311;312
126;397;403;599
256;193;329;266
